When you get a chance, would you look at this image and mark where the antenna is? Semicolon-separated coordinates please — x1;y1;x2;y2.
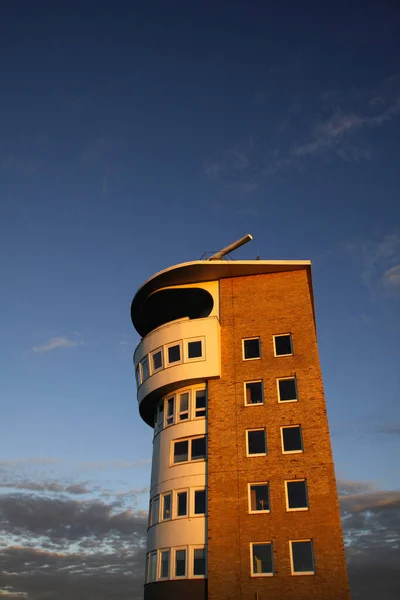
207;234;253;260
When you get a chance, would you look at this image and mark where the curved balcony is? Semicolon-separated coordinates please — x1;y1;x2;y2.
134;316;220;425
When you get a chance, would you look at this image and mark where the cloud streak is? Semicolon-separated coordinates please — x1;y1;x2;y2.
32;337;83;353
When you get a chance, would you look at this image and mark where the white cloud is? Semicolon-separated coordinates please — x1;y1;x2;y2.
32;337;83;353
382;264;400;287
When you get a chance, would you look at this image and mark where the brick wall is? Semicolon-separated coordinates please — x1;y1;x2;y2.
207;269;350;600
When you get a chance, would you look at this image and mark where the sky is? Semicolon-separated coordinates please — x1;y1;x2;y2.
0;1;399;598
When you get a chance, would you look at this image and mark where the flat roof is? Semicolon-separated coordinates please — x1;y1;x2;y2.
131;260;313;336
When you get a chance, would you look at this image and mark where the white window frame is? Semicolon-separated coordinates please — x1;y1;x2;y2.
177;390;190;422
276;376;298;403
165;395;175;427
141;355;150;381
244;380;264;406
191;487;207;517
172;546;187;579
248;482;270;514
246;428;267;456
273;333;293;357
158;548;170;580
171;435;207;466
285;479;309;512
250;542;274;577
161;492;172;521
149;550;157;582
281;425;303;454
150;347;164;374
174;489;189;519
242;337;261;360
191;545;207;578
289;539;315;575
184;337;205;362
152;495;160;523
166;341;183;367
193;386;207;419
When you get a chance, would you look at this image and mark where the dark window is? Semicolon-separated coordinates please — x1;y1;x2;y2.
291;540;315;573
141;356;150;380
157;402;164;432
191;437;206;460
287;480;308;509
249;483;270;511
243;338;261;359
282;426;303;452
149;551;157;582
162;493;171;520
160;550;170;578
177;491;187;517
278;377;297;402
193;548;206;576
194;489;206;514
168;344;181;364
175;549;186;577
195;389;207;417
178;392;189;421
188;340;202;359
247;430;267;455
135;365;141;389
252;543;273;575
274;334;292;356
245;381;263;405
166;397;174;426
174;440;189;463
152;350;162;371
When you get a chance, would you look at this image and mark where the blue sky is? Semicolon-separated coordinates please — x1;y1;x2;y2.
0;2;399;599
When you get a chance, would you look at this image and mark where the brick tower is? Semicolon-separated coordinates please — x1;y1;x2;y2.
131;236;350;600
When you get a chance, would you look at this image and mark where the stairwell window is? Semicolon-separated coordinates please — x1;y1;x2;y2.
166;396;174;426
193;489;206;515
246;429;267;456
141;355;150;381
174;548;187;578
151;348;163;373
248;483;270;513
285;480;309;511
178;392;189;421
277;377;298;402
193;547;206;577
149;551;157;582
176;490;188;518
167;342;182;365
159;549;170;579
243;337;261;360
194;389;207;418
281;425;303;453
172;436;207;465
186;339;204;360
273;333;293;356
161;493;171;521
250;542;274;576
290;540;315;575
244;381;264;405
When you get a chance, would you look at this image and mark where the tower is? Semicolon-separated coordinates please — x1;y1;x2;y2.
131;237;350;600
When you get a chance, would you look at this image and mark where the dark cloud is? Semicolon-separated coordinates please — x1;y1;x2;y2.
0;481;90;495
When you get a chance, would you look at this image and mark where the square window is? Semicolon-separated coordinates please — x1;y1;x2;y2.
173;440;189;464
251;543;273;576
141;356;150;380
278;377;297;402
191;436;206;460
177;491;187;517
243;337;261;360
152;349;163;372
188;340;202;359
195;389;207;418
249;483;270;512
166;396;174;426
245;381;264;405
194;489;206;515
193;548;206;576
168;344;181;364
281;426;303;453
274;334;293;356
149;551;157;582
178;392;189;421
290;540;315;574
160;549;170;579
175;549;186;577
247;429;267;455
162;493;171;520
286;480;309;510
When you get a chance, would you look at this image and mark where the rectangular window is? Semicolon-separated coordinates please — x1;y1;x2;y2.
157;402;164;433
191;436;206;460
247;429;267;455
243;337;261;360
175;548;186;577
135;365;141;389
173;440;189;463
148;499;153;527
274;333;293;356
151;348;163;372
290;540;315;574
162;493;171;520
193;548;206;576
149;551;157;582
152;496;160;524
167;343;181;365
251;542;274;576
249;483;270;512
195;389;207;418
176;491;188;517
178;392;189;421
286;480;309;511
281;425;303;453
160;549;170;579
277;377;298;402
166;396;174;426
188;340;203;359
244;381;264;405
172;436;206;464
194;489;206;515
141;355;150;380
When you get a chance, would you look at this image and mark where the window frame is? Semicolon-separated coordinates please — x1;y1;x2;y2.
166;341;183;367
152;495;160;524
242;337;261;361
135;364;141;389
191;545;207;578
276;376;298;403
177;391;190;422
174;489;189;519
158;548;170;580
141;355;150;381
149;550;158;582
192;487;207;516
248;482;270;514
273;333;293;357
244;380;264;406
193;387;207;419
161;492;172;521
171;435;207;466
172;546;187;579
166;395;175;427
289;539;315;575
184;337;205;362
150;347;164;374
285;479;309;512
281;425;303;454
250;542;274;577
246;428;267;457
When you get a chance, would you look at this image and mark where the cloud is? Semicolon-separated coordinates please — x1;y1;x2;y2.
383;264;400;287
0;481;90;495
32;337;83;353
204;139;253;180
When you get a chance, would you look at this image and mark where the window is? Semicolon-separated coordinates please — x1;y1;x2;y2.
176;491;188;517
160;549;170;579
194;389;207;418
162;493;171;520
290;540;315;574
152;496;160;524
178;392;189;421
187;340;203;359
148;499;153;527
172;436;207;465
173;440;189;463
149;551;157;582
274;334;293;356
246;429;267;456
286;480;309;511
141;355;150;380
166;396;174;426
193;548;206;576
135;365;141;389
244;381;264;405
243;337;261;360
251;543;274;576
157;402;164;433
191;436;206;460
151;348;163;373
175;548;186;577
194;489;206;515
167;343;181;365
277;377;298;402
249;483;270;512
281;425;303;453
